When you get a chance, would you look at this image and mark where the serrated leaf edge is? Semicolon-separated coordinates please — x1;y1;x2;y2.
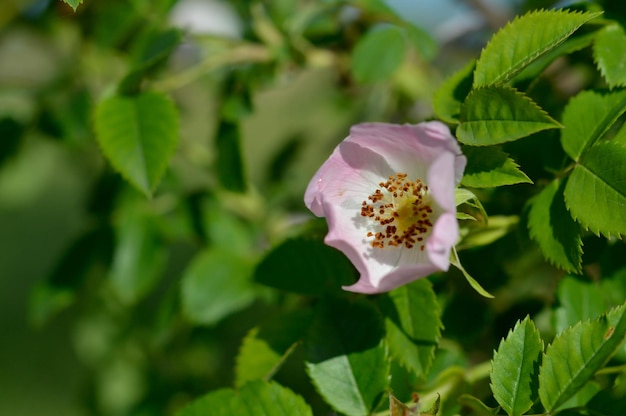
593;24;626;89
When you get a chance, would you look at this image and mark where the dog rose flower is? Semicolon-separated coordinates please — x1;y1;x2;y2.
304;122;466;294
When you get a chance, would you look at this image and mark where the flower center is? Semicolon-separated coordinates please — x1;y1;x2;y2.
360;173;433;250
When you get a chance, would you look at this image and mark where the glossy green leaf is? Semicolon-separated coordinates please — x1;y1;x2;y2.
433;61;475;124
175;380;313;416
554;276;607;334
528;179;582;273
490;316;543;416
254;238;355;295
380;279;442;378
457;86;561;146
560;89;626;161
351;25;406;83
62;0;83;11
94;92;179;196
110;205;167;304
473;9;601;87
461;146;532;187
234;310;312;387
181;248;256;326
564;141;626;238
538;301;626;412
305;298;388;416
594;24;626;88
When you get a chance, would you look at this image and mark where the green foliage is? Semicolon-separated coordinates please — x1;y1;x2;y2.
380;280;442;378
175;380;313;416
554;276;607;334
457;86;561;146
473;9;601;87
305;298;388;416
433;61;475;124
594;24;626;87
528;179;583;273
181;248;256;326
254;238;355;295
94;92;179;197
62;0;83;11
560;89;626;161
351;25;406;83
564;141;626;238
461;146;532;187
490;316;543;416
538;301;626;412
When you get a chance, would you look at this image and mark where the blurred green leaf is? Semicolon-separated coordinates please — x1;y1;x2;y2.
528;179;582;273
473;9;601;87
175;380;313;416
538;301;626;412
404;24;437;61
389;392;419;416
254;238;355;295
381;279;442;378
110;205;167;304
490;316;543;416
594;24;626;88
234;310;312;387
215;121;247;192
457;216;518;251
555;276;608;334
351;25;406;83
564;141;626;238
560;89;626;162
94;92;179;197
587;389;626;416
62;0;83;11
433;61;475;124
305;298;388;416
461;146;532;187
458;394;500;415
457;86;561;146
181;248;256;326
0;117;23;167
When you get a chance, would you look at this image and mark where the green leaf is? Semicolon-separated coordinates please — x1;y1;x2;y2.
554;276;608;335
110;203;167;304
254;238;355;295
380;279;442;378
404;24;437;61
458;394;501;416
433;61;475;124
216;121;247;192
564;141;626;238
461;146;532;187
450;247;494;298
351;25;406;83
560;89;626;161
181;248;256;326
457;216;519;251
527;179;582;273
234;310;312;387
594;24;626;88
457;86;561;146
473;9;601;87
490;316;543;416
175;380;313;416
538;301;626;412
305;298;388;416
94;92;179;196
62;0;83;11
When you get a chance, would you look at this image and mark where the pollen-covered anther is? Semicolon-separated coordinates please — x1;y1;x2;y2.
360;172;433;250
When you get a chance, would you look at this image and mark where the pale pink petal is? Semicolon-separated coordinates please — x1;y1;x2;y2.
427;212;459;270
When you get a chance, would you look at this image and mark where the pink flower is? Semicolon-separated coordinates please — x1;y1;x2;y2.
305;122;466;294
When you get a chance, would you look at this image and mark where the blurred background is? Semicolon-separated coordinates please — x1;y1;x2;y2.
0;0;596;414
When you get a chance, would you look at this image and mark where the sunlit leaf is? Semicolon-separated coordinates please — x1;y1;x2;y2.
305;298;388;416
351;25;406;83
175;380;313;416
490;316;543;416
181;248;256;326
594;24;626;88
560;89;626;161
457;86;561;146
461;146;532;187
527;179;582;273
538;301;626;412
380;279;442;378
564;141;626;238
433;61;475;124
94;92;179;196
473;9;601;87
